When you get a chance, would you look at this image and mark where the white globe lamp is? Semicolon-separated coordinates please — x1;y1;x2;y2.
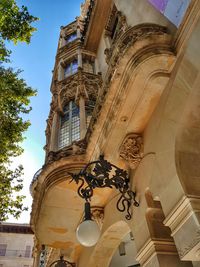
76;202;100;247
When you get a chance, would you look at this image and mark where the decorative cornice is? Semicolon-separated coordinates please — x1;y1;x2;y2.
119;133;143;169
45;139;87;165
0;223;33;234
164;196;200;236
136;238;177;266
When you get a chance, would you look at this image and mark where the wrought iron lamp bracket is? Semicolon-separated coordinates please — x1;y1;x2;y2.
69;155;139;220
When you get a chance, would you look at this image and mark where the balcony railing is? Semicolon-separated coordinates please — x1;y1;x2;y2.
0;249;32;258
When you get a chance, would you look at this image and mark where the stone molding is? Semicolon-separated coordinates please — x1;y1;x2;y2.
164;195;200;260
136;238;177;266
119;133;143;169
46;140;87;165
164;196;200;236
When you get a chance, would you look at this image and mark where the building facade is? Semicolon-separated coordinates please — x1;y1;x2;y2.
30;0;200;266
0;223;34;267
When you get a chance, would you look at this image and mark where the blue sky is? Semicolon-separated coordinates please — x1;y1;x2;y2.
6;0;83;223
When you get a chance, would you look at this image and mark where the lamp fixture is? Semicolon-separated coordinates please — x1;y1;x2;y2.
69;155;139;220
49;255;75;267
76;202;101;247
69;155;139;246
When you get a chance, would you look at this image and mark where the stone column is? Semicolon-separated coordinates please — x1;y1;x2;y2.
58;61;64;81
79;96;87;139
104;33;111;48
78;48;82;68
136;190;193;267
77;26;81;39
49;111;59;151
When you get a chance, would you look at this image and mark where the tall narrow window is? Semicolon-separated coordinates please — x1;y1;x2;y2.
59;102;80;149
0;244;7;256
64;59;78;78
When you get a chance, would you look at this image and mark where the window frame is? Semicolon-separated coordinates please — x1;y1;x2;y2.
64;59;78;78
58;101;80;149
65;32;77;43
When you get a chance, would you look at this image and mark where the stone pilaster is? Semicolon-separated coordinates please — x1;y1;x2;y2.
49;111;59;151
164;196;200;262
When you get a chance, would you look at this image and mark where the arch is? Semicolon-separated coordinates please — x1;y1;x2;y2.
175;75;200;196
87;221;131;267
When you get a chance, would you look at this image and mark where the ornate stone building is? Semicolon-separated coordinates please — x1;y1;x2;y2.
30;0;200;266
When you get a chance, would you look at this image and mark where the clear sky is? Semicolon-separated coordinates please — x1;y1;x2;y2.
6;0;83;223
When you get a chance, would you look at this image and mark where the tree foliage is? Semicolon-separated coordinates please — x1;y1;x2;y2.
0;0;38;221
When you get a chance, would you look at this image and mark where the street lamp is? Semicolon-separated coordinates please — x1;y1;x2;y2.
76;202;100;247
49;255;75;267
69;155;139;246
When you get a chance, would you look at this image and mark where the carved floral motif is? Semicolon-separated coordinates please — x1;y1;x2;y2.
119;133;143;169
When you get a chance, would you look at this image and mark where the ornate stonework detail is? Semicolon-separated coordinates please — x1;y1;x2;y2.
46;140;87;165
91;207;104;229
58;71;101;108
85;24;172;146
119;133;143;169
105;5;128;44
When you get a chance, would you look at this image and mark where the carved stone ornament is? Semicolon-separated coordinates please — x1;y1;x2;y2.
119;133;143;169
45;139;87;165
91;207;104;228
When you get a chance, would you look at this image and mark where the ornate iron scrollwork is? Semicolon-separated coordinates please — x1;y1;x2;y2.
50;256;75;267
69;155;139;220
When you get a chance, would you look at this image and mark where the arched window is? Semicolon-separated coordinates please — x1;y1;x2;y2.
58;102;80;149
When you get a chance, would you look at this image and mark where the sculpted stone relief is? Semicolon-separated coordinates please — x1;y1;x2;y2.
119;133;143;169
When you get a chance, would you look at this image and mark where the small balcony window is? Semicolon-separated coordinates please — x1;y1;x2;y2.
65;32;77;43
59;102;80;149
64;59;78;78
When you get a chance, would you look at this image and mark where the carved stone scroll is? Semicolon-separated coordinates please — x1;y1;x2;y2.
119;133;143;169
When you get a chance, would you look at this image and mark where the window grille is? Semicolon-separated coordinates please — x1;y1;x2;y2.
59;102;80;149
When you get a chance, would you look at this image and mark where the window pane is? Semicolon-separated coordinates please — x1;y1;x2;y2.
65;32;77;43
59;102;80;149
71;60;78;74
25;246;31;258
0;244;7;256
64;64;71;77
